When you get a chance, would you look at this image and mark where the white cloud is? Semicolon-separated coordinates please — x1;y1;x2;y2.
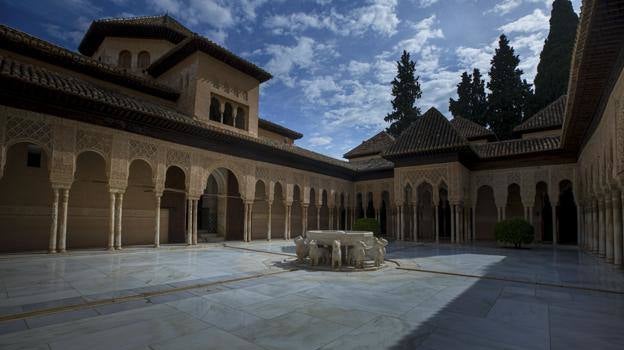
499;9;549;33
300;75;342;101
419;0;439;7
346;60;372;76
206;29;228;45
263;0;399;37
488;0;552;15
308;135;333;146
261;37;337;87
394;15;444;54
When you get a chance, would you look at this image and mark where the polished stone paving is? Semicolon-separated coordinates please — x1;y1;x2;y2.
0;241;623;349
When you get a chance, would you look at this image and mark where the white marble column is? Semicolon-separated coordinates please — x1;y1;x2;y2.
58;189;69;253
108;192;116;250
302;204;308;235
398;205;403;241
612;190;622;265
450;205;456;243
599;197;606;257
285;203;292;239
267;201;273;241
186;198;193;245
412;203;418;242
115;192;124;249
471;207;476;242
316;206;321;230
606;196;614;261
329;207;334;230
192;199;198;245
593;201;599;253
154;194;161;248
49;188;60;253
435;205;439;243
243;201;249;242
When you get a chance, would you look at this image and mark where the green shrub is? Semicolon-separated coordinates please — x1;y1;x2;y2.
495;218;534;248
352;218;381;236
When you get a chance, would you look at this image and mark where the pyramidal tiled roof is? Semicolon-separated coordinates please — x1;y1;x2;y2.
514;95;566;133
472;136;561;159
96;14;193;36
450;116;496;141
383;107;469;158
344;131;395;159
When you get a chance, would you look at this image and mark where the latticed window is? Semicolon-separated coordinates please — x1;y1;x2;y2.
118;50;131;69
137;51;150;69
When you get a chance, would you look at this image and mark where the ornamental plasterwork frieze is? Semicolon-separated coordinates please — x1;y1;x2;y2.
617;100;624;175
129;139;158;168
4;112;52;152
207;75;249;102
401;166;448;189
76;129;111;158
166;148;191;173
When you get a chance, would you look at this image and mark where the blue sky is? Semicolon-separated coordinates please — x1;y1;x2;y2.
1;0;580;159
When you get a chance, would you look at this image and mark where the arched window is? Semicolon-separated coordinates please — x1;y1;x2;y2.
223;103;233;126
209;97;221;122
118;50;131;69
137;51;150;69
235;107;246;130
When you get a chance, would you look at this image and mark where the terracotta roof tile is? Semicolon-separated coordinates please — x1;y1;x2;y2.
0;55;352;171
514;95;566;133
344;131;395;159
0;24;180;100
450;116;496;140
383;107;469;158
472;136;561;158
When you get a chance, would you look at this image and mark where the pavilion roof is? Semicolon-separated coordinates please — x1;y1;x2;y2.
344;131;395;159
450;116;496;141
514;95;566;134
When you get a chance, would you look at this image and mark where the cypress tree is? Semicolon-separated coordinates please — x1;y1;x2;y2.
532;0;578;114
385;50;422;137
487;35;532;140
449;69;488;126
468;68;488;126
449;71;472;119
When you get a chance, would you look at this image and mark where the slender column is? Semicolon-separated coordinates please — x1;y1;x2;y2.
247;201;253;242
302;204;308;235
399;205;404;241
316;206;320;230
577;204;583;249
108;192;116;250
593;201;600;253
243;201;249;242
612;190;622;265
267;201;272;241
285;203;291;239
192;199;198;245
154;194;161;248
606;196;614;261
329;207;334;230
471;207;476;242
450;205;456;243
186;198;193;245
412;203;418;242
599;197;606;257
456;205;462;243
49;188;60;253
435;204;439;243
58;189;69;253
115;192;124;249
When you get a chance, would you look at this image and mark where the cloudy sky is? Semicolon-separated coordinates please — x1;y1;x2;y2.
0;0;580;159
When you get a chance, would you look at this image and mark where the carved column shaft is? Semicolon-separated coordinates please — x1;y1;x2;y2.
606;196;614;261
186;198;193;245
108;192;116;250
413;204;418;242
302;205;308;235
192;199;198;245
58;189;69;253
154;194;161;248
435;205;439;243
599;198;606;257
612;191;622;265
267;201;272;241
115;192;124;249
316;206;320;230
49;188;59;253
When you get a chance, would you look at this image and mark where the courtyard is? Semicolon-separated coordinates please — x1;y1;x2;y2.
0;241;623;350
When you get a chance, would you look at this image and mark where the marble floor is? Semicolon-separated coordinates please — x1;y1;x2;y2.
0;241;623;349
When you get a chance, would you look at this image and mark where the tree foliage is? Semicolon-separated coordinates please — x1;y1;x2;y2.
495;218;534;248
532;0;578;115
449;68;487;126
385;50;422;137
487;35;533;140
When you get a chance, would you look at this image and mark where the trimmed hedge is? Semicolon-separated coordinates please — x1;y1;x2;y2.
353;218;381;236
495;218;534;248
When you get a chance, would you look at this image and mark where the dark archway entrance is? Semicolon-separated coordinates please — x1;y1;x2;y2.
557;180;577;245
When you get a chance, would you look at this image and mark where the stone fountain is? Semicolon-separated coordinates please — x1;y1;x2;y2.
294;230;388;270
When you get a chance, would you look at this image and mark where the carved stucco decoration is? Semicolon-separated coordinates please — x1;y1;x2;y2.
129;139;158;168
5;113;52;153
166;148;191;174
76;129;112;161
616;100;624;176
